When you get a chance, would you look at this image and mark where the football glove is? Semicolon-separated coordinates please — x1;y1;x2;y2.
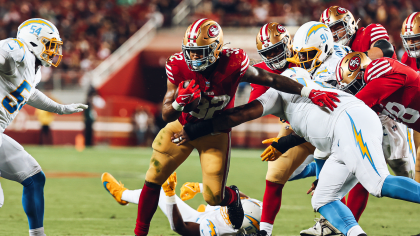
58;103;88;115
162;172;177;197
180;182;200;201
261;137;283;161
301;87;340;111
172;80;201;111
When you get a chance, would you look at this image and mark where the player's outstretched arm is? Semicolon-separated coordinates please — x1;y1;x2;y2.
242;66;340;111
27;89;87;114
162;80;183;123
172;100;264;145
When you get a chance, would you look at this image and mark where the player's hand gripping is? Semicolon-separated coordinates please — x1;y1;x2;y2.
172;80;201;111
180;182;201;201
260;137;283;161
306;179;318;196
162;172;177;197
302;88;340;111
171;128;190;146
59;103;88;115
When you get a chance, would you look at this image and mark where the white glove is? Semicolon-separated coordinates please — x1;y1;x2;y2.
59;103;88;115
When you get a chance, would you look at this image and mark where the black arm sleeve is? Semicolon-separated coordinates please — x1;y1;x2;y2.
183;119;214;141
373;39;395;58
270;132;307;153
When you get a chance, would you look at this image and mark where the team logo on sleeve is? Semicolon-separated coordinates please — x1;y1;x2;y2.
337;7;348;14
348;55;361;72
277;25;287;34
208;25;220;38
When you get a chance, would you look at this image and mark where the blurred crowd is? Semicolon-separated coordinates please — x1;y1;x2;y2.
0;0;178;89
193;0;420;56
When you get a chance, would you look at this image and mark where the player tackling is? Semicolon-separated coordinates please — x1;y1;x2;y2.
0;18;88;236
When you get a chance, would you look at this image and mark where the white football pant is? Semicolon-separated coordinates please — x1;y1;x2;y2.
312;105;390;211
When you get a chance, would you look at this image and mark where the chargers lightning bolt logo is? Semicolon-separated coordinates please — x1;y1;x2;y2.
305;23;328;44
347;112;380;176
244;215;260;231
206;220;217;236
407;127;416;164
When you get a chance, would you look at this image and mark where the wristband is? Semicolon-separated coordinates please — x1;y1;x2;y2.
271;133;307;153
313;179;319;188
166;195;176;205
301;87;312;97
172;100;184;111
199;183;204;193
183;119;214;141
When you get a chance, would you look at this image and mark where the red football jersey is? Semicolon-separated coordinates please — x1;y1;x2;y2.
350;24;396;59
357;57;420;131
248;62;294;102
165;48;249;125
401;51;420;71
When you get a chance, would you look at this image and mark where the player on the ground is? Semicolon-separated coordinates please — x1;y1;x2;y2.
0;18;88;236
102;172;262;235
134;18;339;236
320;6;395;61
401;12;420;183
245;22;327;236
172;67;420;236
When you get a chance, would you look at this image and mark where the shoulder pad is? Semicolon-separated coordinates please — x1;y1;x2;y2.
365;58;392;82
1;38;26;63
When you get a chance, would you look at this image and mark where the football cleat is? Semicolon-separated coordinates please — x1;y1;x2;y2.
243;230;268;236
162;172;177;197
300;216;344;236
101;172;128;205
227;185;245;230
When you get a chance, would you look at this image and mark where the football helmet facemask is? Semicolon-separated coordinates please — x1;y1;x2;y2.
17;18;63;67
287;21;333;72
335;52;371;95
401;12;420;58
182;18;223;71
256;23;292;70
320;6;359;46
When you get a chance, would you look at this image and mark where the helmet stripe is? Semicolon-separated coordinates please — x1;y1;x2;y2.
264;24;270;42
189;18;207;40
406;12;418;33
19;18;54;32
260;24;268;42
336;57;344;82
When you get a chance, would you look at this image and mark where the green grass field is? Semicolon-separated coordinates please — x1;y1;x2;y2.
1;146;420;236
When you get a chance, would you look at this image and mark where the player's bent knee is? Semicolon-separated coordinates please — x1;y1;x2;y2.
21;171;45;187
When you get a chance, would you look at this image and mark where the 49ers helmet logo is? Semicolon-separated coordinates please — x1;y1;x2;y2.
208;25;220;37
277;25;286;34
348;55;361;72
337;7;348;14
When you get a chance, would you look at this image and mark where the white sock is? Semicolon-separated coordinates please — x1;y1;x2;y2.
121;189;141;204
29;227;45;236
260;222;273;235
347;225;365;236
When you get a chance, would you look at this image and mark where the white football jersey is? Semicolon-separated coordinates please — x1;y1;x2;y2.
0;38;40;132
256;79;364;152
312;43;351;83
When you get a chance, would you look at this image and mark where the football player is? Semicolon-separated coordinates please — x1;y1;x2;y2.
320;6;395;60
245;22;320;236
102;172;262;235
172;67;420;236
401;12;420;183
0;18;88;236
134;18;339;236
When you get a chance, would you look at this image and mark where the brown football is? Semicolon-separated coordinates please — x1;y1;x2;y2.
174;80;201;113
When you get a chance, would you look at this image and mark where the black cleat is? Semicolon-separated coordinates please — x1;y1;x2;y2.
227;185;244;230
358;234;367;236
242;230;268;236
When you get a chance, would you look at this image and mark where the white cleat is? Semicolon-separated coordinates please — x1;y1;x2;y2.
300;216;344;236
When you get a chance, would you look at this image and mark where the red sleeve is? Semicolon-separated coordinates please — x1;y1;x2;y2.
248;83;269;103
366;24;390;46
165;53;185;86
401;51;409;65
356;74;405;108
240;50;250;77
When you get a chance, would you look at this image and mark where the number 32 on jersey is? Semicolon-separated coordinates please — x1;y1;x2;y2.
2;80;32;114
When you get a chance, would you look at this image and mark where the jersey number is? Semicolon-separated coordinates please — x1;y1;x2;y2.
29;25;42;36
2;80;32;114
383;102;420;124
191;95;230;120
320;33;328;43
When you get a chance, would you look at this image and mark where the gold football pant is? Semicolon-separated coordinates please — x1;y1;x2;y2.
266;122;316;184
414;131;420;183
145;120;231;206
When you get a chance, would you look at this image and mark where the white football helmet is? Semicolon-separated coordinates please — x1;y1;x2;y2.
287;21;334;72
17;18;63;67
240;199;262;233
